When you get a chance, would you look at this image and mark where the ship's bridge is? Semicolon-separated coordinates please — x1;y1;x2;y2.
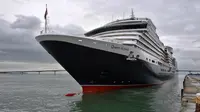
84;17;156;37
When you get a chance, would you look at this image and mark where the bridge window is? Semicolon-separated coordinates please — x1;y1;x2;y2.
85;23;148;36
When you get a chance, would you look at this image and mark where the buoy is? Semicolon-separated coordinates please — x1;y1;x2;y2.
65;93;76;97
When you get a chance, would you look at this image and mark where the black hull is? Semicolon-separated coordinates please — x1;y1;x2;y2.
40;40;174;87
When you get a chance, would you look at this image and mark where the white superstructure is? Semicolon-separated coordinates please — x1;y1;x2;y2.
82;14;177;76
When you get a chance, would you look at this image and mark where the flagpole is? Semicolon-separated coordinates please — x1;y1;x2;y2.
45;18;47;33
44;4;47;33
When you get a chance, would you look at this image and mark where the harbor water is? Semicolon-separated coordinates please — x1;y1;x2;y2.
0;73;185;112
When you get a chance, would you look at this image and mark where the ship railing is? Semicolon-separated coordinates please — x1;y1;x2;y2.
40;29;67;35
39;30;84;37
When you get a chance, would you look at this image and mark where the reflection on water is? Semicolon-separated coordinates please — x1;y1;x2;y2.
74;75;181;112
0;73;182;112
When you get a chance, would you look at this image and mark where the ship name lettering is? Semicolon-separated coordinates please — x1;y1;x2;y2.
111;45;129;51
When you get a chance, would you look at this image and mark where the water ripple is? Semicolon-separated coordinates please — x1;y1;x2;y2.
0;73;182;112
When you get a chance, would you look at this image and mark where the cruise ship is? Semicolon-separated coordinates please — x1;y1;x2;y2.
35;11;177;93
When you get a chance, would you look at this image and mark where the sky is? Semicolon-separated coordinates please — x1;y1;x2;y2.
0;0;200;71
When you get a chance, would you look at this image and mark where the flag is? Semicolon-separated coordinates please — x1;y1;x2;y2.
44;4;48;19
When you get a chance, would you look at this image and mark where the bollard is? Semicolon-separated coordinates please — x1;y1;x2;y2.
195;93;200;112
181;89;183;99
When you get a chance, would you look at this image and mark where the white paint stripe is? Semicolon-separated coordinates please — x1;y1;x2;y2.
35;34;136;56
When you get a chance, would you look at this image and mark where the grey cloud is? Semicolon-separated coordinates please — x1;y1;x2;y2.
73;0;200;36
0;15;40;49
0;15;85;64
0;15;54;63
154;0;200;36
11;15;41;30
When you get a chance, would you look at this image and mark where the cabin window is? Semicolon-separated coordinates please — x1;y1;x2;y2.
152;60;155;63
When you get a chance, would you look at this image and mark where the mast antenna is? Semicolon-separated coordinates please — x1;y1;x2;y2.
131;8;135;19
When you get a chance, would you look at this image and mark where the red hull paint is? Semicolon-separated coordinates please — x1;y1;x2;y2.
82;83;163;93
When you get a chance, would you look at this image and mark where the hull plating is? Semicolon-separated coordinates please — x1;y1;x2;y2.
39;40;174;88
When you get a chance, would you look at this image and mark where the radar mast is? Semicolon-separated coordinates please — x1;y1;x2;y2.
130;9;135;19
